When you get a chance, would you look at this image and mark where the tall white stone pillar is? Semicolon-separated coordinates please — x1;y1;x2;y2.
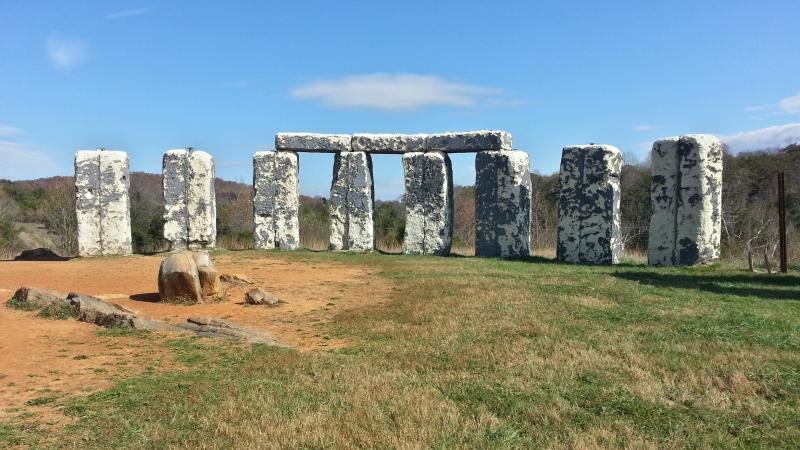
557;145;623;264
402;152;453;255
162;149;217;250
475;150;532;257
648;135;723;266
75;150;132;256
253;151;300;250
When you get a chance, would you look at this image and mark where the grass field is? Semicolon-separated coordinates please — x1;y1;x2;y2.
2;251;799;448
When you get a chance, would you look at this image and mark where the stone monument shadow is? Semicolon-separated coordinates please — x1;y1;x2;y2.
129;292;161;303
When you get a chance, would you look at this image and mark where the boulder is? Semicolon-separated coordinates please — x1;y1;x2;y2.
244;288;281;306
11;287;69;308
193;251;221;298
158;251;222;303
13;248;69;261
158;252;203;303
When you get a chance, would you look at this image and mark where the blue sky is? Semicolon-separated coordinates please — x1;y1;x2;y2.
1;0;799;199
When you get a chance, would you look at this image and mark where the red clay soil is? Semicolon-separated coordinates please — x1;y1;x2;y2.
0;252;392;419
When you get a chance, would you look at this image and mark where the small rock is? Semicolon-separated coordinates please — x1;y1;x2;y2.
220;273;255;285
244;288;281;306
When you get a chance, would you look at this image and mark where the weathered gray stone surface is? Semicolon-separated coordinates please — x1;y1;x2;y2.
253;151;300;250
402;152;453;255
67;293;178;332
75;150;132;257
425;131;512;152
329;151;374;251
351;134;426;153
475;150;532;257
162;150;188;249
557;145;623;264
648;135;723;266
12;287;70;308
162;149;216;250
275;133;351;152
274;131;513;153
244;287;281;306
177;316;284;345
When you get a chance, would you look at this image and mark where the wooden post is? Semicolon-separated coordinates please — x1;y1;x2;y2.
778;172;788;273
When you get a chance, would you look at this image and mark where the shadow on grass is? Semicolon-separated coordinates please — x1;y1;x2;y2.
614;271;800;301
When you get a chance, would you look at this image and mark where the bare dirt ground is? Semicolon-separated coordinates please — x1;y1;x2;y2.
0;252;391;420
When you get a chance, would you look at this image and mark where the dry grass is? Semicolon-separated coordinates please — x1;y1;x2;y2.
2;252;799;448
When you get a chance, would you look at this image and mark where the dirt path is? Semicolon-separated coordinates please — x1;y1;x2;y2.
0;252;392;420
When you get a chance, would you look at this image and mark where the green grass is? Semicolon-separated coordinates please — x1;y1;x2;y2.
6;295;79;319
3;251;799;448
5;297;39;311
36;302;78;320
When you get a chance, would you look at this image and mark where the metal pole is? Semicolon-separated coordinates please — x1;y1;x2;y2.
778;172;788;273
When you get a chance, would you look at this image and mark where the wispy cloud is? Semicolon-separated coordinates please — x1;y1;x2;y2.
106;8;149;19
744;92;800;118
45;33;88;70
632;124;662;132
0;124;24;137
0;125;62;179
777;94;800;114
720;123;800;152
225;80;250;88
290;73;503;110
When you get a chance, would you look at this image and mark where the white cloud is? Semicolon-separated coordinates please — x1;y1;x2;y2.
0;140;62;180
778;94;800;114
632;124;662;132
0;124;66;179
744;92;800;117
720;123;800;152
0;124;24;137
106;8;149;19
45;33;88;70
290;73;502;110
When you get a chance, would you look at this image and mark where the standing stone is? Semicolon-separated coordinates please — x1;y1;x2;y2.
648;135;723;266
162;150;189;249
253;151;300;250
329;151;374;251
75;151;102;256
557;145;623;264
162;149;217;250
475;151;532;257
75;150;132;257
402;152;453;255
